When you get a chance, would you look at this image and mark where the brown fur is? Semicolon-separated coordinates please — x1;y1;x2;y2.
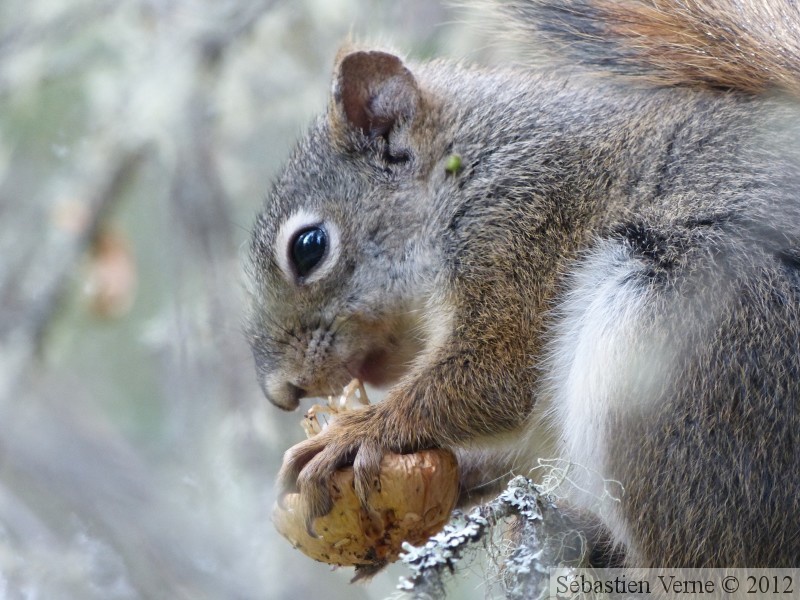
503;0;800;94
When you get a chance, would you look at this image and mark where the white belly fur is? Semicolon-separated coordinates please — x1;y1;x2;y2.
541;240;674;558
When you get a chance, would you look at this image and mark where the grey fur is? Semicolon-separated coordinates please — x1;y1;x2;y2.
246;1;800;566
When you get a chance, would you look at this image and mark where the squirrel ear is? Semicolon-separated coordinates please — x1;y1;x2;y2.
332;50;420;139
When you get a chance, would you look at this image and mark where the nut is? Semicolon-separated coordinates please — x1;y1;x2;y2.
272;449;459;566
272;379;459;566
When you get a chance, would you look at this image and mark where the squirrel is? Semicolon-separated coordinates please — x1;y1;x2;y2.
246;0;800;567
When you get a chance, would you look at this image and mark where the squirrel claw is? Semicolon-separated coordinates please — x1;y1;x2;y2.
353;437;384;508
276;436;326;507
278;411;389;530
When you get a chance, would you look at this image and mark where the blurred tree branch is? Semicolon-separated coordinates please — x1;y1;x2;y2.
0;144;146;401
0;0;283;402
0;1;287;598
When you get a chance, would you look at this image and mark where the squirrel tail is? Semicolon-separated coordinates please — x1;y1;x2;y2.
501;0;800;95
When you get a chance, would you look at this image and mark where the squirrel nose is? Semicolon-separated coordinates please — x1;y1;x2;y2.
261;379;306;411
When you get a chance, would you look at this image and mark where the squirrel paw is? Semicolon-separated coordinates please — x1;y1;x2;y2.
277;409;386;536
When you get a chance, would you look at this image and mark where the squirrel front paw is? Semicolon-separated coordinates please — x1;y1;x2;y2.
277;408;388;535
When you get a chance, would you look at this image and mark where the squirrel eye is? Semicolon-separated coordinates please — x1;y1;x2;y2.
291;226;328;278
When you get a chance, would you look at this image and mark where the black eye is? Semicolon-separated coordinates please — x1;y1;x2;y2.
291;226;327;277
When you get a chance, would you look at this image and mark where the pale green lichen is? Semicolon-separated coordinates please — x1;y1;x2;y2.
397;476;591;600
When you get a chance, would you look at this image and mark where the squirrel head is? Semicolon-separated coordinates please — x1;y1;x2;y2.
246;49;446;410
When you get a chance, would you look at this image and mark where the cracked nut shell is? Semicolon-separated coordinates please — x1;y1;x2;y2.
272;449;459;566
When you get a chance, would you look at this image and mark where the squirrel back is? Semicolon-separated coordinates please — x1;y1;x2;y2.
501;0;800;95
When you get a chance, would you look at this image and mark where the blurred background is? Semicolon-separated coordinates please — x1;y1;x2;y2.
0;1;506;598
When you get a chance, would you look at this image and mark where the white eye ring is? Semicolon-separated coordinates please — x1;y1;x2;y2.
275;209;341;285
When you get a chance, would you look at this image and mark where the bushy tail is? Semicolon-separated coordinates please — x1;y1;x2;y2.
501;0;800;95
